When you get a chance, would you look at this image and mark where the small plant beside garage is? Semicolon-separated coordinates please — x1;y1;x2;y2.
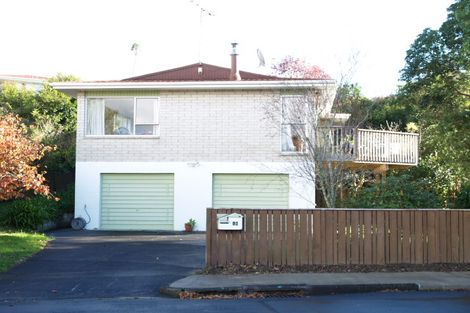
185;218;196;232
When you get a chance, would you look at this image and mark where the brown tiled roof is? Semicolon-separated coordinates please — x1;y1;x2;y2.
122;63;284;82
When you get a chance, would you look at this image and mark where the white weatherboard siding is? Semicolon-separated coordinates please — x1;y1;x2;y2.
213;174;289;208
101;174;174;231
75;162;315;231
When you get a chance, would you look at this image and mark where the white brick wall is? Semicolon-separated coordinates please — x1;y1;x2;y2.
76;90;286;162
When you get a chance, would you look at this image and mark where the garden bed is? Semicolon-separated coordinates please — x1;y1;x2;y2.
203;263;470;275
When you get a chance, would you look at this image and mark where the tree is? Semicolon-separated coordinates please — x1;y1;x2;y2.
400;0;470;205
272;56;332;80
0;74;78;173
0;114;51;200
267;57;368;208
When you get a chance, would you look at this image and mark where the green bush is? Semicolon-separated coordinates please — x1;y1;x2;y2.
1;196;59;231
344;174;442;208
56;184;74;214
455;184;470;209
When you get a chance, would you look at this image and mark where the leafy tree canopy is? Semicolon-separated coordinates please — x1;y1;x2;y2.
0;114;51;200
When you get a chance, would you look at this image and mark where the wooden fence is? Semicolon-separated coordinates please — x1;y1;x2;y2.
206;208;470;267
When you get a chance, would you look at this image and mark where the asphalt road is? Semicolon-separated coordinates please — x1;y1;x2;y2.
1;291;469;313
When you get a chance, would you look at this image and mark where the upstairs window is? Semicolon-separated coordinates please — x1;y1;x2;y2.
86;97;159;136
281;95;307;153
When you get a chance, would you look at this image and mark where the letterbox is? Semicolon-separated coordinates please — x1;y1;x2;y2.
217;213;244;230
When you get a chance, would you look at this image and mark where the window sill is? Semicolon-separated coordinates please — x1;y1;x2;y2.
84;135;160;139
280;151;308;156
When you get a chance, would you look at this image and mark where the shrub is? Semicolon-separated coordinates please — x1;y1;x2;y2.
1;196;59;231
56;184;74;215
344;174;442;208
455;184;470;209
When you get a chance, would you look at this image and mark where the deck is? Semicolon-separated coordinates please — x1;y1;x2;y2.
317;127;419;172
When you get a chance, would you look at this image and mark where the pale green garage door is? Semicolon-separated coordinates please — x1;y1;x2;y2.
213;174;289;208
101;174;174;230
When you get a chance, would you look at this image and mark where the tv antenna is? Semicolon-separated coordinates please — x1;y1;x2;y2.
189;0;215;63
131;43;139;75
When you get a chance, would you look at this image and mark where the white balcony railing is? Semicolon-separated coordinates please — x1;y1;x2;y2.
316;127;419;165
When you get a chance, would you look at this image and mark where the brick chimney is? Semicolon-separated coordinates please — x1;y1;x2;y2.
230;43;241;81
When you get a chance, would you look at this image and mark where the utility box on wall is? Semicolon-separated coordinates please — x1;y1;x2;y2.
217;213;244;230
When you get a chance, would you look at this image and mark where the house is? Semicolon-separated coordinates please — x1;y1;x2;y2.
0;74;47;91
52;44;418;231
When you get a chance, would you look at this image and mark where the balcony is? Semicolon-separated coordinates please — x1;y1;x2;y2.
317;127;419;171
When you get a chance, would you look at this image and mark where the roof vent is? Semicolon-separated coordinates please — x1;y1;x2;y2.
230;43;241;81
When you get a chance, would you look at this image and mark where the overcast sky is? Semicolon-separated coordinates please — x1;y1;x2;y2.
1;0;453;97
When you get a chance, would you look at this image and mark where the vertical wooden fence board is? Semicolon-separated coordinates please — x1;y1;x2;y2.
244;210;254;265
464;211;470;262
402;210;411;264
206;209;213;266
414;211;424;264
312;210;322;264
337;210;347;265
363;210;372;264
389;211;398;264
286;211;296;266
217;209;228;266
357;210;365;264
319;211;326;264
376;210;385;265
300;211;309;265
427;211;437;263
272;210;282;265
459;211;464;263
350;210;360;264
438;211;447;263
332;211;339;265
450;211;460;263
324;210;335;264
259;210;268;265
396;211;403;264
346;210;352;264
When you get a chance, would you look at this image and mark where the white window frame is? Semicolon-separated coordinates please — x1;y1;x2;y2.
280;95;308;154
84;96;160;138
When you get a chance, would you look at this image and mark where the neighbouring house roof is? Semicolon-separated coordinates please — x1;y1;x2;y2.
0;74;48;92
0;74;48;83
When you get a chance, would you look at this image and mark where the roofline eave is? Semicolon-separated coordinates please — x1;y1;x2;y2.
51;80;336;97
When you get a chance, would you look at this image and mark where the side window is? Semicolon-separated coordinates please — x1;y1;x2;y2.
281;96;307;152
135;98;159;135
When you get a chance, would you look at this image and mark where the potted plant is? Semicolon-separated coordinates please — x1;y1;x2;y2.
184;218;196;232
292;134;304;152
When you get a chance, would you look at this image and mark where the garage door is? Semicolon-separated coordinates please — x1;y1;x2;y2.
101;174;174;230
213;174;289;208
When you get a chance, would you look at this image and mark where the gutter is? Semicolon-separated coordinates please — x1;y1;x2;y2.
51;80;336;97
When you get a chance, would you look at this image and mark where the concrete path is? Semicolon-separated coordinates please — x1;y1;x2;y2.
169;271;470;294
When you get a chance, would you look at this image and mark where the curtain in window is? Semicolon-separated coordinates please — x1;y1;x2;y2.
87;99;105;135
281;124;295;152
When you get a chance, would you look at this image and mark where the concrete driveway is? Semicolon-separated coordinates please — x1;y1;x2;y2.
0;229;205;302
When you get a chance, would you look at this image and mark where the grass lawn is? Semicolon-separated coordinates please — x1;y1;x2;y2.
0;230;50;272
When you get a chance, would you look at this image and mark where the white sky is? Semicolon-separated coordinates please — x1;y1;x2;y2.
1;0;453;97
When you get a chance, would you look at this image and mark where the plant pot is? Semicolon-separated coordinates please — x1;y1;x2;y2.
184;223;193;232
292;136;304;152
